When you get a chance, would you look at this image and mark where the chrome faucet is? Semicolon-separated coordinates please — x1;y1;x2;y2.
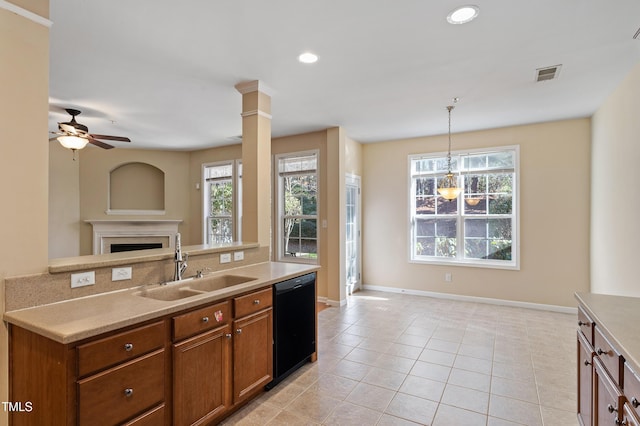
173;233;188;281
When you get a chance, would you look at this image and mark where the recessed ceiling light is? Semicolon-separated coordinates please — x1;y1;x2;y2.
447;5;479;24
298;52;318;64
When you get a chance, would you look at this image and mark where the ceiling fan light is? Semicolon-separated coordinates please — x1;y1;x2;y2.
58;135;89;150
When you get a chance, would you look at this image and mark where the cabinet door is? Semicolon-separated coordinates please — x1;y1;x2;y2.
173;325;231;426
594;358;624;426
233;308;273;403
578;331;594;426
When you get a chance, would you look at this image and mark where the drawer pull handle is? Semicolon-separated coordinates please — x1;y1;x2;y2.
578;320;590;327
225;333;232;339
597;348;609;356
124;388;134;397
608;404;617;414
253;299;260;305
124;343;133;352
236;328;242;335
584;359;592;366
632;397;639;408
202;316;209;323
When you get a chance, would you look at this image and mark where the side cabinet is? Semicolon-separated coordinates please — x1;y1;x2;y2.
578;330;594;426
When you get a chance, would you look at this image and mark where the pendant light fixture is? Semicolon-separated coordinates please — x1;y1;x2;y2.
438;102;462;200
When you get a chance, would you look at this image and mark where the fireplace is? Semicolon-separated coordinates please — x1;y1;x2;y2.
110;242;164;253
86;220;182;254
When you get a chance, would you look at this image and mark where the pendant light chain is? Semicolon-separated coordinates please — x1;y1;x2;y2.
447;105;454;173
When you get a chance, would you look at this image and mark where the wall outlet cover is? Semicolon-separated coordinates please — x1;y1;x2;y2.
220;253;231;263
71;271;95;288
112;267;132;281
233;251;244;261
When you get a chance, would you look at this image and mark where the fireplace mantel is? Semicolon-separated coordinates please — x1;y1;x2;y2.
86;220;182;255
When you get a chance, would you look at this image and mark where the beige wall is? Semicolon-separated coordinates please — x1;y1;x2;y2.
346;135;363;176
78;148;191;254
1;2;50;421
362;118;591;307
591;62;640;297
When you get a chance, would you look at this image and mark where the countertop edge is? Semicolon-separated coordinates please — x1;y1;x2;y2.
5;262;320;344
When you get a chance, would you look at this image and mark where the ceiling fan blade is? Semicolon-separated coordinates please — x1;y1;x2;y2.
89;134;131;142
88;136;115;149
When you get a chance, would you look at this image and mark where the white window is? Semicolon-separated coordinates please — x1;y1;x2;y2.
203;161;242;244
275;151;319;263
409;146;519;269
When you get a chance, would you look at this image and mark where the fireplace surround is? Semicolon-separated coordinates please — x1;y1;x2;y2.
86;220;182;255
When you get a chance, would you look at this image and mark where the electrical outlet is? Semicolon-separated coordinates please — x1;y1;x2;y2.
445;273;452;282
71;271;95;288
220;253;231;264
233;251;244;261
112;267;132;281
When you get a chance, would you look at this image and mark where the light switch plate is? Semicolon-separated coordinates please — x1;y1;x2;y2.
233;251;244;261
220;253;231;263
71;271;95;288
112;267;132;281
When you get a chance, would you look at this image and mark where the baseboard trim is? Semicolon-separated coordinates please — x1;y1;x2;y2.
361;284;577;314
318;296;346;307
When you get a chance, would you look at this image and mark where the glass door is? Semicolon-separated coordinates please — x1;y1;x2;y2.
345;174;361;295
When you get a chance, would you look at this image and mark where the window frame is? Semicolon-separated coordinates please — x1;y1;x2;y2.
202;160;241;244
408;145;520;270
274;150;320;265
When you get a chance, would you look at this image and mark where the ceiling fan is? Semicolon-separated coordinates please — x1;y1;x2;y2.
51;108;131;156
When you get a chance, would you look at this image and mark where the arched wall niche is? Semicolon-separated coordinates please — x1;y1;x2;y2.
108;162;165;213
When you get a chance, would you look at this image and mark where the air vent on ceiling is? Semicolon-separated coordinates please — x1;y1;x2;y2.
634;26;640;39
535;64;562;82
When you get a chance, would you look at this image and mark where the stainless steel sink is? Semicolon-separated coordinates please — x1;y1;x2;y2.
189;275;257;292
135;275;257;301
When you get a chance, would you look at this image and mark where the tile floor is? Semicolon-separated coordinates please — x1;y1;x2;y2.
222;290;578;426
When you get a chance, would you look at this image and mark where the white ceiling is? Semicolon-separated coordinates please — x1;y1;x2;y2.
48;1;640;151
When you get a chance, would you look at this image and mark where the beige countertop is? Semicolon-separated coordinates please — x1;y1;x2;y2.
575;292;640;374
4;262;319;344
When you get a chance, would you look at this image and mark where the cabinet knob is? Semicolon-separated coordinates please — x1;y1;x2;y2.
578;320;590;327
236;328;242;335
124;343;133;352
124;388;134;397
607;404;617;414
632;397;639;408
584;359;592;366
253;299;260;305
225;333;232;339
597;348;609;356
202;316;209;323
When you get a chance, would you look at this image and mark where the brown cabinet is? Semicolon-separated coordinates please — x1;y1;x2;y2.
578;331;594;426
8;281;300;425
576;294;640;426
173;324;231;425
233;308;273;403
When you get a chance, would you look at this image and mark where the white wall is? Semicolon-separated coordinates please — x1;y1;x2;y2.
362;119;591;307
591;62;640;297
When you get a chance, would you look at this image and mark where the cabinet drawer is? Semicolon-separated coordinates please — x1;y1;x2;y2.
594;326;623;383
625;363;640;418
78;349;165;425
235;288;272;318
77;321;165;377
173;300;230;341
122;404;165;426
578;305;594;345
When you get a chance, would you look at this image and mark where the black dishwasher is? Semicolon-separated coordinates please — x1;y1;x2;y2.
267;272;316;389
